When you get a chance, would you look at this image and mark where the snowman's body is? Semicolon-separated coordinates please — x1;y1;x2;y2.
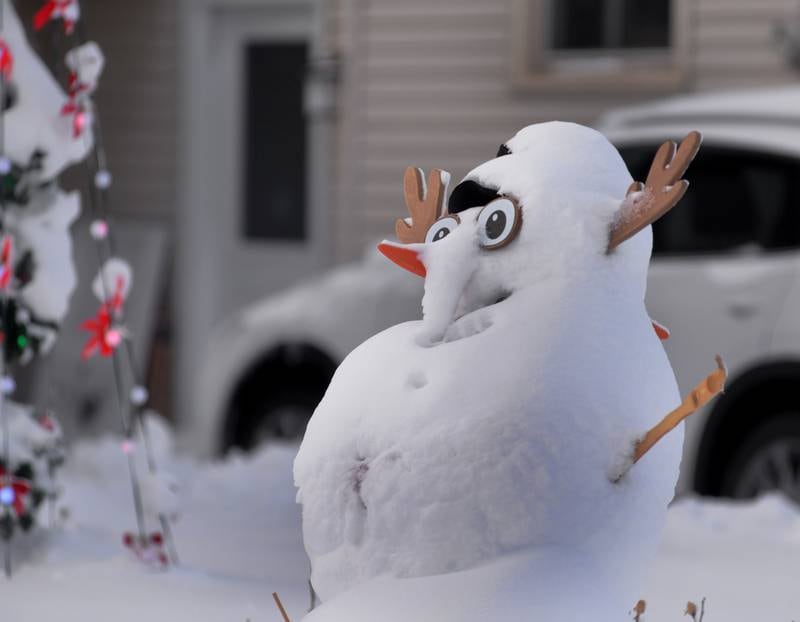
295;122;691;618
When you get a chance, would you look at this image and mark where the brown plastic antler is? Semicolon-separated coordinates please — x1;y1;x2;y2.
395;167;449;244
608;131;702;252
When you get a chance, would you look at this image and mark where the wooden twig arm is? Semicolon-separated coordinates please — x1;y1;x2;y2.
273;592;291;622
633;356;727;464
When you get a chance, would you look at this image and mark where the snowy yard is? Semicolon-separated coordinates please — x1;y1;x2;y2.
1;419;798;622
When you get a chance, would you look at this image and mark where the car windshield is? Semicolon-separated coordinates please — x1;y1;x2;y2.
619;144;800;256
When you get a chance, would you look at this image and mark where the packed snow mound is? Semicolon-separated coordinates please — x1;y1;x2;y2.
295;280;682;609
0;420;310;622
304;548;631;621
1;424;798;622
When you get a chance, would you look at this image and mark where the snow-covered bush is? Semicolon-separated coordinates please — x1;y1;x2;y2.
0;401;64;538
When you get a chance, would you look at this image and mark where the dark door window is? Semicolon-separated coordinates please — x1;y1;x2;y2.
618;145;800;256
551;0;671;51
243;42;308;241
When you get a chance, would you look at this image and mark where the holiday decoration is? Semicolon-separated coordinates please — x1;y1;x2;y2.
4;2;92;179
0;0;83;576
0;236;12;290
0;0;177;578
81;258;131;359
122;531;169;569
59;43;103;139
0;39;12;80
33;0;80;35
0;400;65;541
294;122;727;620
25;0;180;567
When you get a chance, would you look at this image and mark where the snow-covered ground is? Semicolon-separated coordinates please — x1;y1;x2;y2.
1;418;798;621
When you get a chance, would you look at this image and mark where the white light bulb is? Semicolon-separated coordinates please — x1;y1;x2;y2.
89;219;109;240
94;169;112;189
130;385;149;406
0;486;14;506
0;375;16;395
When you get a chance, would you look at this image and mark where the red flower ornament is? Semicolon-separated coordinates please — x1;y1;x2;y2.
80;274;126;359
0;468;31;518
33;0;80;35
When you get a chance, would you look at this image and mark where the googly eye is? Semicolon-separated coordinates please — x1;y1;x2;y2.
477;198;522;250
425;215;460;244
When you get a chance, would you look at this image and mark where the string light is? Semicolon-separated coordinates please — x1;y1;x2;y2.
89;219;108;240
104;328;121;347
0;375;16;395
73;110;87;136
130;385;148;406
94;169;111;189
0;486;14;506
61;2;177;565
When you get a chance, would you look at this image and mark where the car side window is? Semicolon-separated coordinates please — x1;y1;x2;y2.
618;145;800;256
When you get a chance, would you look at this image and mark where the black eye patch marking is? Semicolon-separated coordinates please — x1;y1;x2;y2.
496;143;511;157
447;179;501;215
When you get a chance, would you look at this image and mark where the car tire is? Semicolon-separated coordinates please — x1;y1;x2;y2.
234;389;319;450
720;413;800;504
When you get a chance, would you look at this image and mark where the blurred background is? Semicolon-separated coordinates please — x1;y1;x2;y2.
15;0;800;505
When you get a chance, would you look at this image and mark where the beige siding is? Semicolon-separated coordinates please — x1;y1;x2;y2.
82;0;178;225
693;0;798;88
331;0;800;260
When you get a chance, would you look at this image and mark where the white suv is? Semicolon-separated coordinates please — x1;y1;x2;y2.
191;86;800;503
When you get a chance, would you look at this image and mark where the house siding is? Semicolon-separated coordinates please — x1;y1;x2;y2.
82;0;178;225
331;0;800;261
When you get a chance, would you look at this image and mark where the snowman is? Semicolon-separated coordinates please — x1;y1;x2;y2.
294;122;725;621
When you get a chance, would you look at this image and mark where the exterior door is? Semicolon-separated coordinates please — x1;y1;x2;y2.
177;0;331;428
210;1;326;317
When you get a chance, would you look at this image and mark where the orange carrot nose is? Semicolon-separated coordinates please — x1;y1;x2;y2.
377;242;426;278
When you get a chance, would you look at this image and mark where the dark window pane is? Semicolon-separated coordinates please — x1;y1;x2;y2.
552;0;604;49
551;0;670;50
618;145;800;255
622;0;670;47
243;42;307;241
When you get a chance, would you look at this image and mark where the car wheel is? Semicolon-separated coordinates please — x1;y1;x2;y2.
236;389;319;450
721;414;800;504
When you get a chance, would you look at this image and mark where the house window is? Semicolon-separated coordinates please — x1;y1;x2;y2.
551;0;670;51
511;0;687;92
242;42;308;241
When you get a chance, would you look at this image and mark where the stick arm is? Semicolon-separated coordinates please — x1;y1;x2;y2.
614;356;727;482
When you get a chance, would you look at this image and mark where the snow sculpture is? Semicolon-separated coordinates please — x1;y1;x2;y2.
295;122;726;620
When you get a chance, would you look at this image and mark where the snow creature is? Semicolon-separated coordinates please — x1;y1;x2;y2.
294;122;725;620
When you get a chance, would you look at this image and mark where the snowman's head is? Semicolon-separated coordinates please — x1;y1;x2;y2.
379;122;700;340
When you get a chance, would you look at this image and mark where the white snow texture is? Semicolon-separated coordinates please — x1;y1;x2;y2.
0;0;90;323
5;186;80;322
295;122;684;620
2;0;93;179
1;428;796;622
